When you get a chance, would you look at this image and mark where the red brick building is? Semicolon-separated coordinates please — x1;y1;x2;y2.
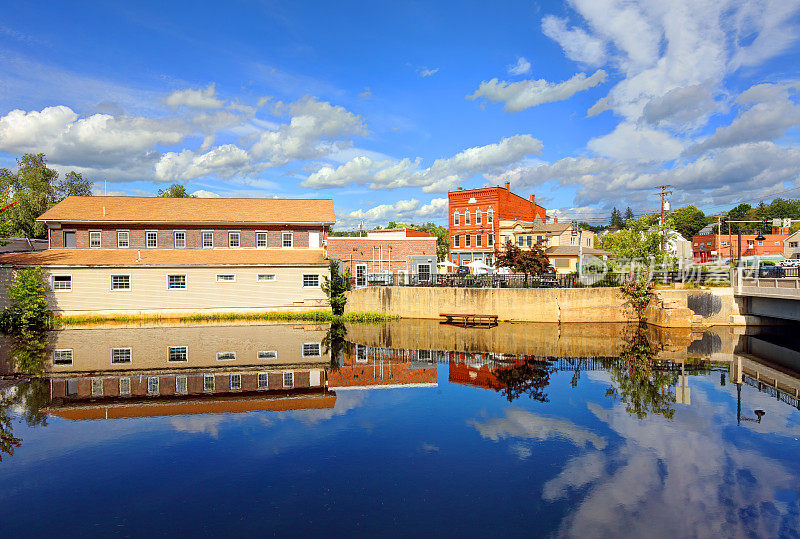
326;342;437;389
692;227;790;262
448;182;546;266
327;228;438;284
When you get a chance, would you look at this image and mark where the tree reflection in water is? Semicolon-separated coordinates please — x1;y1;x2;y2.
323;321;347;373
493;358;556;403
605;324;678;420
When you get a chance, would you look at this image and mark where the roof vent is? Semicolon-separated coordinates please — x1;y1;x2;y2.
102;206;106;217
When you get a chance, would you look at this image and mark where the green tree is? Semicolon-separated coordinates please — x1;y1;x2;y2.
623;207;635;224
667;205;709;239
0;154;58;238
610;207;624;228
726;203;752;234
600;216;668;264
493;358;555;403
55;171;93;201
157;184;196;197
321;260;351;316
494;240;552;285
1;267;51;332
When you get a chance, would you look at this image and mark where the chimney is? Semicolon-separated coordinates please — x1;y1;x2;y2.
553;217;558;223
504;182;510;190
530;194;536;205
457;187;463;191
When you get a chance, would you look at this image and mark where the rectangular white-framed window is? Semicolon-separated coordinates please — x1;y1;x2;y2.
203;374;215;392
488;234;494;246
119;378;131;396
117;230;129;248
89;231;102;248
476;209;482;225
202;231;214;248
147;376;159;395
216;274;235;282
465;235;471;248
91;378;103;397
258;350;277;360
228;231;240;248
217;351;236;361
167;274;186;289
110;274;131;291
476;235;482;247
230;373;242;391
176;375;188;394
282;232;293;247
526;236;533;247
168;346;188;362
283;372;294;388
174;231;186;248
257;273;276;282
356;344;367;363
51;275;72;292
487;208;493;224
257;372;269;389
146;230;158;248
303;274;320;287
454;235;460;248
52;349;73;366
454;211;460;226
111;348;132;364
303;342;321;357
256;232;268;248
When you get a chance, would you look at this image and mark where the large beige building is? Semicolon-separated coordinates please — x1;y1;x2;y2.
0;196;336;316
498;217;611;273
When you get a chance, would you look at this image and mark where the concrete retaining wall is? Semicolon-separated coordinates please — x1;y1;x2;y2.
345;286;754;327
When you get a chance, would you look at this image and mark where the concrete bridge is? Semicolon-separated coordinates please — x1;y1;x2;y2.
734;267;800;322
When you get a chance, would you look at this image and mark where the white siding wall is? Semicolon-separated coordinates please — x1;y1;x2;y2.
0;265;329;314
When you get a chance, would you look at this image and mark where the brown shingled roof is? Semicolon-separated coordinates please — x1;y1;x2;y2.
37;196;336;224
0;249;328;267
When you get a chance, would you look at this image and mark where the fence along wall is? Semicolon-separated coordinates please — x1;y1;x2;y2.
0;265;329;316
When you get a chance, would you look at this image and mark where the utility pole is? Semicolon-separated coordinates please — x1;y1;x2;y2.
655;184;673;254
716;214;722;264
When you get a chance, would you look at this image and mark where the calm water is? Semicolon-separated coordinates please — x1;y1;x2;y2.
1;321;800;537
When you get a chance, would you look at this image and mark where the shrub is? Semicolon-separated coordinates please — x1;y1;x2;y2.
2;267;50;332
620;277;654;319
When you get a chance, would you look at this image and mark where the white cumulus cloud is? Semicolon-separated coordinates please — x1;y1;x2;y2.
165;83;225;110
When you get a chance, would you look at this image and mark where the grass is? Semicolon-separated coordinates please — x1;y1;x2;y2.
53;310;397;327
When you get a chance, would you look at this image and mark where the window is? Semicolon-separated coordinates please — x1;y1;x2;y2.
517;236;524;247
418;264;431;282
303;343;321;357
111;348;132;364
283;372;294;388
217;351;236;361
111;275;131;290
168;346;188;362
230;374;241;390
775;241;781;246
202;231;214;248
454;211;460;226
174;231;186;248
146;231;158;248
476;235;482;247
203;374;215;392
526;236;532;247
176;375;187;394
758;240;764;246
282;232;293;247
52;349;73;365
586;238;591;246
303;274;320;287
117;231;129;248
790;242;799;248
119;378;131;395
356;344;367;363
89;231;101;248
257;373;269;389
454;235;460;248
570;236;576;246
476;209;482;225
465;235;471;247
537;235;543;244
147;376;159;395
228;232;240;247
258;350;277;360
487;208;493;224
52;275;72;291
555;259;570;268
465;210;471;225
256;232;268;248
91;378;103;397
64;230;77;248
257;274;276;282
167;274;186;289
488;234;494;246
216;274;235;282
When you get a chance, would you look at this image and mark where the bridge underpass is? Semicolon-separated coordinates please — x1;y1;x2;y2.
734;268;800;322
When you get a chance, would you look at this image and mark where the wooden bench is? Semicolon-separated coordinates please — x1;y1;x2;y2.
439;313;499;327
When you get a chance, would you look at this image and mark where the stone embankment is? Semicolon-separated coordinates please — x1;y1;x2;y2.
344;286;765;328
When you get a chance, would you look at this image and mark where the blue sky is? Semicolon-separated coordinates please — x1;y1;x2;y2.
1;0;799;229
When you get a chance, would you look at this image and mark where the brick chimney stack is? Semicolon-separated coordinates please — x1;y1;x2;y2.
504;182;510;190
457;187;463;191
530;194;536;205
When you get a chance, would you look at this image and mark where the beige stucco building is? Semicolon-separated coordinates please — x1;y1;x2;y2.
785;231;800;260
0;196;335;316
498;217;611;273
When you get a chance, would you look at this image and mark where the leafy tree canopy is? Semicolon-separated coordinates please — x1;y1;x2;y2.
666;205;711;239
600;216;668;263
157;183;196;198
494;240;552;282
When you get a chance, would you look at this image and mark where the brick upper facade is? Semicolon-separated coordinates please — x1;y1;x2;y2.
692;229;790;262
327;229;437;274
